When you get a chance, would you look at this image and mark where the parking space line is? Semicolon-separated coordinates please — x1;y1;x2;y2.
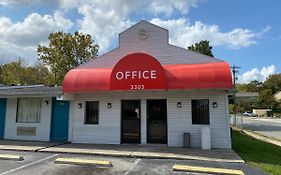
124;158;141;175
0;154;59;175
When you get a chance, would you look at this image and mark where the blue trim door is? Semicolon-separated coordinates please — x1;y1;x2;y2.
0;98;7;139
50;98;69;142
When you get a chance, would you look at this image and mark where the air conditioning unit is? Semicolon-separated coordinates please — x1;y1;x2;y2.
56;93;74;101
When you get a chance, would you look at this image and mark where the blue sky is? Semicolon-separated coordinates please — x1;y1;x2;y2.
0;0;280;83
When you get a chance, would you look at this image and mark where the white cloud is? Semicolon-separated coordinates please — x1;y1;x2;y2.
256;25;271;38
76;4;270;52
1;0;205;61
147;0;202;16
0;0;39;6
0;0;57;7
150;18;270;49
59;0;202;16
0;0;271;64
77;3;133;52
65;0;203;52
0;11;73;63
238;65;277;83
59;0;143;52
58;0;86;9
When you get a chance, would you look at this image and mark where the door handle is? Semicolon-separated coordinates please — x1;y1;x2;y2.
147;116;149;118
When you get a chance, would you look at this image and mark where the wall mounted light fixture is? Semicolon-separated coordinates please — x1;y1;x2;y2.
107;103;112;109
78;103;83;109
44;100;49;105
177;102;182;108
212;102;218;108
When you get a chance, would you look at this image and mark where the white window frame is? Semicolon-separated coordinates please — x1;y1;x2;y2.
84;101;99;125
16;98;42;123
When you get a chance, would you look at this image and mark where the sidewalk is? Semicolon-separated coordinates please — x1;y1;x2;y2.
38;143;244;163
0;140;64;151
0;140;244;163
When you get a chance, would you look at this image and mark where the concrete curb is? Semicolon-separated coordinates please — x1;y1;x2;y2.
242;129;281;147
0;146;42;152
0;154;24;161
245;128;281;141
173;164;244;175
130;151;244;163
55;157;112;167
39;149;244;163
233;127;281;147
0;142;68;152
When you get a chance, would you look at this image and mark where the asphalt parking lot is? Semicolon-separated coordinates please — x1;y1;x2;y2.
0;150;266;175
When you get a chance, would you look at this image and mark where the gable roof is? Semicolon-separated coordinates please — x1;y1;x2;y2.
62;21;233;93
78;20;222;69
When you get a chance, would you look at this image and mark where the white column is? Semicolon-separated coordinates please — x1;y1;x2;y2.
141;99;147;144
68;101;74;142
225;94;232;149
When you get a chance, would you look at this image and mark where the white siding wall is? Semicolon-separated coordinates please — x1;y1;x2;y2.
4;97;52;141
71;98;121;144
71;90;231;148
167;93;231;148
68;101;74;142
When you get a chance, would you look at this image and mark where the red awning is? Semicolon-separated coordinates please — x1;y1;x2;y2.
62;62;233;93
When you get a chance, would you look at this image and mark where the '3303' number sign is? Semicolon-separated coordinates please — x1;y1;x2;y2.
130;84;144;90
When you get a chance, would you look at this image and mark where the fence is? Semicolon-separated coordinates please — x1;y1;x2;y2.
230;114;243;129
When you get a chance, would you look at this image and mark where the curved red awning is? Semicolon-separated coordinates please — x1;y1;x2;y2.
62;68;112;92
62;61;233;93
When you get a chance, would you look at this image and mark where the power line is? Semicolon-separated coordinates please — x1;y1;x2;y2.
231;65;241;89
231;65;241;126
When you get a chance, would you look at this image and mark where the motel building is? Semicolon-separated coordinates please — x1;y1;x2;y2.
0;21;233;148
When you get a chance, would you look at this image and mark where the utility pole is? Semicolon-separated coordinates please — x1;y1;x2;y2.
231;65;241;126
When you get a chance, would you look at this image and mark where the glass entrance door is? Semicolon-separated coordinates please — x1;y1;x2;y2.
121;100;141;143
147;99;167;144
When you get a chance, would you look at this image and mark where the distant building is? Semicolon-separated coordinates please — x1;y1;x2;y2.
253;109;273;117
274;91;281;101
236;92;259;103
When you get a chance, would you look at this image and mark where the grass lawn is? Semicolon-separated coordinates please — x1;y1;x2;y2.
232;130;281;175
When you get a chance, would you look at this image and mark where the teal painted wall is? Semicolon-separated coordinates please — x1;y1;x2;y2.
0;98;7;139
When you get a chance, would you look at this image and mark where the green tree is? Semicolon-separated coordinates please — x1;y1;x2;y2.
187;40;214;57
235;74;281;112
0;57;3;84
236;83;248;92
236;80;262;92
247;80;262;92
262;74;281;94
254;89;277;109
22;63;54;86
0;64;3;84
0;59;53;86
0;59;25;85
33;64;55;86
37;31;99;85
229;104;234;114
